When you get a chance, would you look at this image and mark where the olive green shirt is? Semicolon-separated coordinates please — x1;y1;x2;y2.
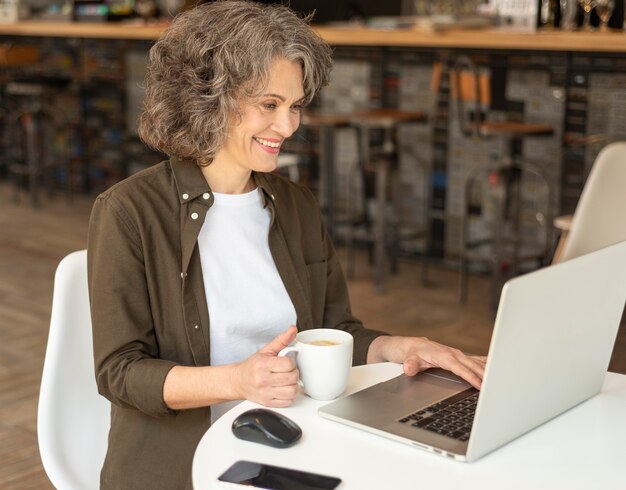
87;157;387;490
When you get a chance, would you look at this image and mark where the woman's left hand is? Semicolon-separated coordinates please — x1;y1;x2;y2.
367;336;487;389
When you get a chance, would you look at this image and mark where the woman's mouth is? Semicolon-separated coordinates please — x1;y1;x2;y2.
254;137;282;153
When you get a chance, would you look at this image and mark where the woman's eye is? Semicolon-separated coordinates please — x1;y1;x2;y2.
291;104;304;112
262;102;277;110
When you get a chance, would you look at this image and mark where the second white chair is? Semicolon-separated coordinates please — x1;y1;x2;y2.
555;142;626;263
38;250;110;490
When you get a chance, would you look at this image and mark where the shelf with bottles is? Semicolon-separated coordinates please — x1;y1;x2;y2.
538;0;625;31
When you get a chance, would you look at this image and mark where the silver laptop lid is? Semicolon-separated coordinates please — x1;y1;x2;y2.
467;239;626;461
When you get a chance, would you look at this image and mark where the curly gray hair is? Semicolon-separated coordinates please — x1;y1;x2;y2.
137;0;333;165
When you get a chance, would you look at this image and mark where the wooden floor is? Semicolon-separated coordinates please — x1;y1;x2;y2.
0;182;624;489
0;185;95;489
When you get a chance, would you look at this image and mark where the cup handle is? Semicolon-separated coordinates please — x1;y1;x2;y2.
278;344;298;357
277;345;304;389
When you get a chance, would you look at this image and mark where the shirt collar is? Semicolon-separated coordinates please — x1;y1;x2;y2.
170;156;277;207
170;156;212;204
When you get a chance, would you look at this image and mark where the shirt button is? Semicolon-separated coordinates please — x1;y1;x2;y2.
182;193;189;200
202;192;210;200
194;325;199;329
191;212;199;220
270;194;275;201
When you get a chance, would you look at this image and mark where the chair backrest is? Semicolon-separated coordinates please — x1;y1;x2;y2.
38;250;110;490
449;56;491;139
559;142;626;263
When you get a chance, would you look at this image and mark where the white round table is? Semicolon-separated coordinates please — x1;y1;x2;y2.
192;362;626;489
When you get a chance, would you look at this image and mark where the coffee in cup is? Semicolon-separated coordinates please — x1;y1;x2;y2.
278;328;353;401
305;339;339;346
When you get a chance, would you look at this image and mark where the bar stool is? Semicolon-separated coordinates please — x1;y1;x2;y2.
349;108;430;293
300;112;352;240
6;76;72;207
451;56;555;308
0;43;40;179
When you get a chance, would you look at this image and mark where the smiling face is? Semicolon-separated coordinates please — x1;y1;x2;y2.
207;58;305;190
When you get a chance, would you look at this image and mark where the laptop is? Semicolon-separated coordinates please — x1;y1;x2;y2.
319;240;626;462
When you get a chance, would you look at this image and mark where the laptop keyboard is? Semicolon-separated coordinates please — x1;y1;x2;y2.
397;387;479;441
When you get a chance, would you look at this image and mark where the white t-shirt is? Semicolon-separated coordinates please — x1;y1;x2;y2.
197;188;297;421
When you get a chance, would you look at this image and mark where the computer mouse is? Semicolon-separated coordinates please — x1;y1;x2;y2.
231;408;302;448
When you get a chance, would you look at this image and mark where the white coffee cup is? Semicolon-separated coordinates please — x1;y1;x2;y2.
278;328;353;401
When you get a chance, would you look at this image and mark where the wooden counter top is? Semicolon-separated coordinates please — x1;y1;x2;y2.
315;26;626;53
0;20;165;40
0;20;625;53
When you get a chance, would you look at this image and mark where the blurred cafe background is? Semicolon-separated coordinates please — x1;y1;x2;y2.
1;0;626;487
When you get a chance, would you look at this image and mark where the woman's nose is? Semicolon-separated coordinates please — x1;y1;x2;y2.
272;110;300;137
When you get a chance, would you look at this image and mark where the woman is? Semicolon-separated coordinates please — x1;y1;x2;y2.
88;1;486;489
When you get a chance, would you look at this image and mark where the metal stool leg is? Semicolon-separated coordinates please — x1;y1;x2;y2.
319;126;335;239
343;128;361;280
459;167;481;303
25;112;41;207
373;155;388;294
459;210;470;304
490;173;507;312
421;165;432;287
414;150;432;287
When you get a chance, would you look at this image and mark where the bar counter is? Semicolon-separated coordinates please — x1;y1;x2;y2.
0;21;626;52
2;19;624;261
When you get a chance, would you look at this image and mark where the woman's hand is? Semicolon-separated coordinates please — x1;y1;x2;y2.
233;325;300;407
367;336;487;389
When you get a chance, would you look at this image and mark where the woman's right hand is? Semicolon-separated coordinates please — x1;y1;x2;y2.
233;325;300;407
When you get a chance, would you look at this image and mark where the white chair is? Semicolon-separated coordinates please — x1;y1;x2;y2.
38;250;110;490
551;214;573;264
556;142;626;263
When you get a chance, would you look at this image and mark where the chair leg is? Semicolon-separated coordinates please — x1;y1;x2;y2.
344;142;360;280
459;170;477;304
459;212;469;303
388;219;399;275
373;157;388;294
319;127;335;239
459;254;469;303
24;113;41;208
421;162;433;287
344;227;356;279
10;163;22;203
420;212;431;287
388;167;401;275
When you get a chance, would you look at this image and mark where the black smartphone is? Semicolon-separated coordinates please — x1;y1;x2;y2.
217;460;342;490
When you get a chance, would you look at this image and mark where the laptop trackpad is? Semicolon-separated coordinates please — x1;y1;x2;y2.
380;370;469;410
383;368;467;395
320;369;470;426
